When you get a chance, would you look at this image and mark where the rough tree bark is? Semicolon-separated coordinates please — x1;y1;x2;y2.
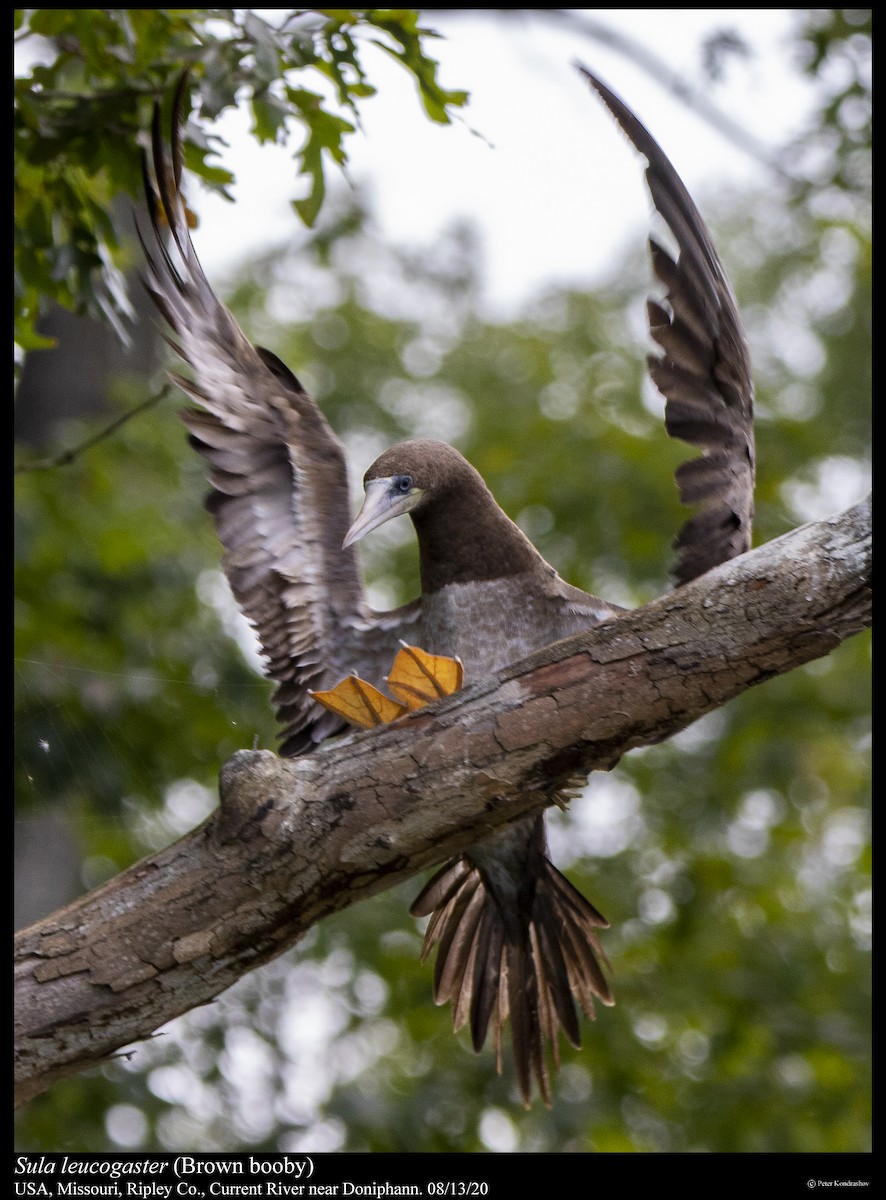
14;496;871;1107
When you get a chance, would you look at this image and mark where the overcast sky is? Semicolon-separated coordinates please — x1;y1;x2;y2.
191;9;820;311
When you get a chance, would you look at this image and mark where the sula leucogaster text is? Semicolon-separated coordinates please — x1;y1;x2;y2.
140;68;755;1106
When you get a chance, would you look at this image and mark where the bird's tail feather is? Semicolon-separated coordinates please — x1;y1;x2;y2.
410;849;613;1107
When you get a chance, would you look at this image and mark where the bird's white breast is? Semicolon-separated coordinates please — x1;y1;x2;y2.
420;575;613;674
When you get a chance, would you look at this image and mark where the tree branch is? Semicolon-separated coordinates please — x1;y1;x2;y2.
14;385;171;474
14;496;871;1107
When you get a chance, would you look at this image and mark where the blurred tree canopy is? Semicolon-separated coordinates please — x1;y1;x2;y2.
13;7;467;356
14;9;870;1154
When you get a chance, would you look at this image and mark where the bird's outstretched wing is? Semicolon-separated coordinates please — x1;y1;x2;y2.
579;68;756;585
139;75;417;755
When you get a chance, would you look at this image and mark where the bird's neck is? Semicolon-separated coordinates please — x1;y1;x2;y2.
411;479;543;593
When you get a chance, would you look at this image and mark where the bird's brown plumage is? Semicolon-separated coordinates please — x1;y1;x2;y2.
580;70;755;583
346;438;621;1105
138;75;420;755
364;439;552;589
140;66;756;1105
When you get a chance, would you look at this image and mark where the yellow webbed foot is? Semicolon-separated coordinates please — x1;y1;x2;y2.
309;673;407;729
310;645;463;730
385;642;464;710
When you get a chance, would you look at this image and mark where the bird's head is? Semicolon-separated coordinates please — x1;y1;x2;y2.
343;439;477;548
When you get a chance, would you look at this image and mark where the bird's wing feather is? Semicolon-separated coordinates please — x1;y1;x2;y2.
410;820;612;1107
139;76;417;754
580;68;755;585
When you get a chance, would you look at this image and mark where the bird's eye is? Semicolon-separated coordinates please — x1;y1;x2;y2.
395;475;413;493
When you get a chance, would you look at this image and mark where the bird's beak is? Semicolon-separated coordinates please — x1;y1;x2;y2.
343;478;419;548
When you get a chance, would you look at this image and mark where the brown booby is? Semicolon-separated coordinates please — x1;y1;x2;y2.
140;67;754;1106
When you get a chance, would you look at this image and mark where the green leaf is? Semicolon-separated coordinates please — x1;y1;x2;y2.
12;7;471;357
243;10;282;85
27;9;76;37
370;38;468;124
181;142;235;194
14;311;55;352
250;91;290;145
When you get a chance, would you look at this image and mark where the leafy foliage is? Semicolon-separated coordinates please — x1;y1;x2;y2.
14;8;468;357
795;9;872;202
14;11;869;1156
